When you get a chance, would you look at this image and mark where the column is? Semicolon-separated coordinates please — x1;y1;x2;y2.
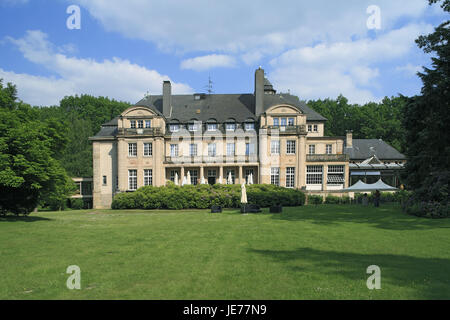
180;166;185;184
200;166;204;182
238;166;243;184
219;166;224;182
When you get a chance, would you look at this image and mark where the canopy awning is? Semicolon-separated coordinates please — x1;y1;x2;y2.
350;171;381;176
343;179;398;192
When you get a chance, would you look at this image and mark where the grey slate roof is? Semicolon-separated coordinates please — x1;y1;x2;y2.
344;139;406;160
134;92;327;123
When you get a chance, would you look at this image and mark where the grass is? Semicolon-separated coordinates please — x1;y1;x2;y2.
1;204;450;300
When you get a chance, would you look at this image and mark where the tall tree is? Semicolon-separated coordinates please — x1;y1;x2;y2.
0;80;75;214
403;0;449;202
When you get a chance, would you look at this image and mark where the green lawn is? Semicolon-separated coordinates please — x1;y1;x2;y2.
1;204;450;300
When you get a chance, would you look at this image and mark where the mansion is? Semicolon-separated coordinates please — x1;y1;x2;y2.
89;68;405;209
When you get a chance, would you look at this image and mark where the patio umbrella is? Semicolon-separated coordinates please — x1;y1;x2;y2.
227;172;233;185
174;172;179;186
218;176;223;184
248;173;254;185
182;176;187;186
200;176;206;185
241;181;248;204
186;171;191;185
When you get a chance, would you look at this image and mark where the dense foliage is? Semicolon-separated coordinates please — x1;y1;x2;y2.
402;0;449;217
36;95;130;177
111;183;306;210
0;80;75;214
307;95;407;152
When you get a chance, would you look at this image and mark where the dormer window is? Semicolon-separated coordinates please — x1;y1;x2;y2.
207;123;218;131
244;122;255;130
145;120;151;128
226;120;236;131
188;122;200;132
130;120;136;129
138;120;144;129
169;124;180;132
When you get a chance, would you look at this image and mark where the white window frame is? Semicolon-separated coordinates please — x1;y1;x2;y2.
128;143;137;157
226;123;236;131
144;169;152;186
326;144;332;154
130;120;136;129
189;143;198;157
286;167;295;188
288;118;295;126
271;140;280;155
208;143;216;157
128;169;137;191
309;144;316;155
226;143;235;156
170;144;179;157
306;165;323;185
145;120;151;128
271;167;280;186
244;122;255;130
207;123;218;131
143;142;152;157
138;120;144;129
286;140;296;155
170;124;180;132
313;124;318;132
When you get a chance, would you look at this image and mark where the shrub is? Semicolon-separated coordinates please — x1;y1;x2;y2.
308;195;323;205
325;195;340;204
111;184;306;210
69;198;84;210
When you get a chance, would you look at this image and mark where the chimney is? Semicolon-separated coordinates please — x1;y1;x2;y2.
346;130;353;148
254;67;264;116
163;80;172;117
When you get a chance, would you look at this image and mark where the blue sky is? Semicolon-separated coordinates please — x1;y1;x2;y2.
0;0;446;106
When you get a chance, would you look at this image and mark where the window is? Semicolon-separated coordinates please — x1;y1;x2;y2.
170;124;180;132
287;140;296;154
225;169;235;184
207;169;216;177
207;123;217;131
189;143;198;157
326;144;332;154
208;143;216;157
170;170;178;183
128;170;137;190
188;123;199;131
307;124;312;132
138;120;144;129
327;165;345;185
102;176;107;186
226;123;236;131
144;169;152;186
271;140;280;154
245;122;255;130
288;118;295;126
306;165;323;185
128;143;137;157
309;145;316;154
226;143;235;156
273;118;279;126
145;120;151;128
313;124;318;132
280;118;287;126
189;170;198;185
130;120;136;129
170;144;179;157
286;167;295;188
246;143;256;156
271;167;280;186
144;143;152;157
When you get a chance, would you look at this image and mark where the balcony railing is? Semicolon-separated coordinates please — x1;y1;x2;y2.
306;154;349;162
266;125;307;135
118;128;163;136
165;155;258;164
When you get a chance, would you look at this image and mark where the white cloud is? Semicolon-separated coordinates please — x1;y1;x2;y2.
180;54;236;71
269;23;433;103
395;63;423;76
2;30;193;106
73;0;430;55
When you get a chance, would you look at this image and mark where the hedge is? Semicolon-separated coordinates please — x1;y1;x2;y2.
111;183;306;210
